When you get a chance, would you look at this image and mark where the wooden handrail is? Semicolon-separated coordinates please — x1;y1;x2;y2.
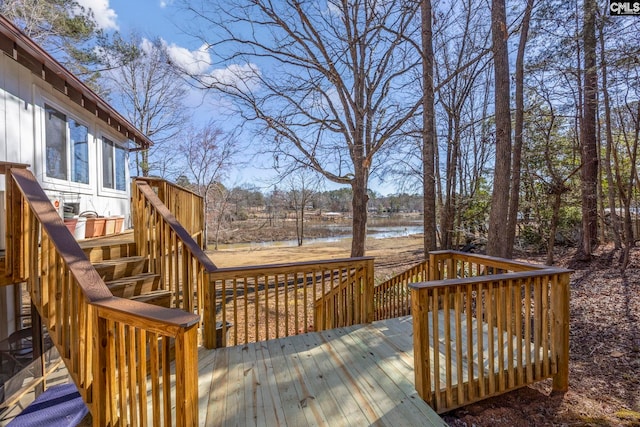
373;259;429;320
429;250;548;272
135;176;202;199
204;257;375;348
409;267;573;290
8;167;199;426
135;177;205;242
134;180;217;271
209;257;373;276
10;168;113;302
410;251;571;413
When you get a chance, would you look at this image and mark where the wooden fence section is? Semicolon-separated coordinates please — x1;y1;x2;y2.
135;177;205;245
411;251;571;414
9;167;200;427
373;259;429;320
132;180;218;315
2;162;30;284
93;299;199;426
429;251;547;280
204;258;374;348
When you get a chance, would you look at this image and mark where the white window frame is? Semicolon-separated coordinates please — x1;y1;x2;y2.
41;101;93;191
98;132;129;198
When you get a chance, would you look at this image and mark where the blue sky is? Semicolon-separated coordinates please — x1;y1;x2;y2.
77;0;399;195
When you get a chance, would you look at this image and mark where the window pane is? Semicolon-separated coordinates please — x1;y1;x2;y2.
102;138;114;189
70;119;89;184
115;145;126;191
45;105;67;180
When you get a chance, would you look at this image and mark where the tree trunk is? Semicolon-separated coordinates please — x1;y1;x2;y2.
141;149;150;177
486;0;512;258
351;168;369;257
547;190;562;265
422;0;437;254
578;0;598;260
599;18;622;249
506;0;533;257
297;201;305;246
621;101;640;271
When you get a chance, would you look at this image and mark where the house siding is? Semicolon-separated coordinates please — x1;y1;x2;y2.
0;52;134;239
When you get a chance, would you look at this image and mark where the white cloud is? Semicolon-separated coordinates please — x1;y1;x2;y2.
75;0;118;30
160;1;167;8
158;39;261;92
165;43;212;75
209;63;261;92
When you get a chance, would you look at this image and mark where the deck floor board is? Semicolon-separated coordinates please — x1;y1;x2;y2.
203;317;446;427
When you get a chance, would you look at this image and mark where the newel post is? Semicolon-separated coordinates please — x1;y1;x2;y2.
552;272;570;391
203;273;216;349
364;258;375;323
174;324;199;427
93;306;108;426
410;283;432;404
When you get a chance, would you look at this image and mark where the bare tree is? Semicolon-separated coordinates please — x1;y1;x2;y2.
180;122;236;249
486;0;512;258
103;35;189;178
506;0;534;258
433;0;492;249
210;183;234;250
285;170;320;246
612;101;640;270
598;11;622;250
181;0;422;257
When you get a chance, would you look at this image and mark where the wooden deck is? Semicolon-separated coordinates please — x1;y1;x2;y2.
197;316;446;426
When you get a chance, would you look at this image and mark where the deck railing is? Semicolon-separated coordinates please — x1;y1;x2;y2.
131;181;377;349
204;258;374;348
2;162;29;284
134;177;205;245
132;180;218;315
373;259;429;320
411;250;571;413
8;167;199;426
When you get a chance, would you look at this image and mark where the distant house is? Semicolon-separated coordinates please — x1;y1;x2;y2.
0;15;151;246
0;16;151;339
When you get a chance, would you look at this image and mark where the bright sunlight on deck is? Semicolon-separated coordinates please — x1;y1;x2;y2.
198;316;446;426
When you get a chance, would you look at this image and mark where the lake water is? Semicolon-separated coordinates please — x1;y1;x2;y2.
217;224;424;250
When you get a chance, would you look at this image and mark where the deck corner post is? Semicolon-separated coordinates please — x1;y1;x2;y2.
411;285;432;404
552;272;570;392
93;307;108;426
203;274;216;349
175;325;199;427
365;258;375;323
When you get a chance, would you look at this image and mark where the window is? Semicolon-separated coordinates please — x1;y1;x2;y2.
70;119;89;184
45;104;89;184
102;137;126;191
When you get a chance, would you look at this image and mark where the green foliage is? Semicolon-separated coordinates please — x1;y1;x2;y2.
1;0;105;91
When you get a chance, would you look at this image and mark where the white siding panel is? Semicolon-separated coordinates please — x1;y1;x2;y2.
19;64;35;166
0;54;6;166
4;59;25;164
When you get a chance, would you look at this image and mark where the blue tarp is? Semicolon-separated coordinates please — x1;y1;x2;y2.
7;383;88;427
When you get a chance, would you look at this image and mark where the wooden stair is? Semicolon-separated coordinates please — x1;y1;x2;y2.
105;272;161;297
93;255;147;281
84;236;171;308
